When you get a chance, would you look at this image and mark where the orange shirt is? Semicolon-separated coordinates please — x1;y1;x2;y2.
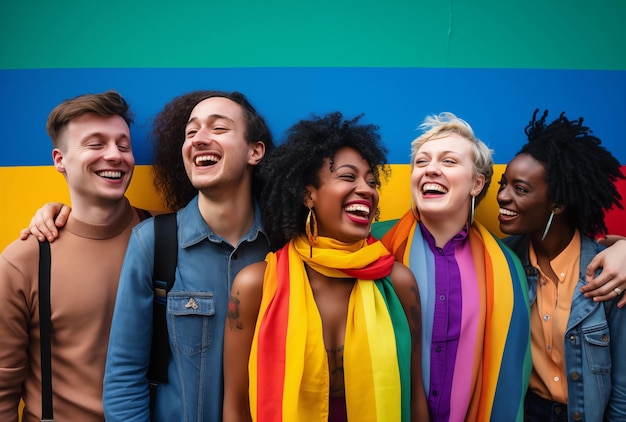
528;231;581;403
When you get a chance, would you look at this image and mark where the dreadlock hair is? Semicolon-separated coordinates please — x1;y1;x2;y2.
519;109;624;237
259;111;389;250
151;90;274;211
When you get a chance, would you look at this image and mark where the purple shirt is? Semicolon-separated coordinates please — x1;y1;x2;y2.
421;222;470;421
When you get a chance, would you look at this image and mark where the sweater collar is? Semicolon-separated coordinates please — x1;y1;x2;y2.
64;198;135;240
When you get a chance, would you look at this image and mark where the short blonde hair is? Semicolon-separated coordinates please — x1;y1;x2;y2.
410;112;494;204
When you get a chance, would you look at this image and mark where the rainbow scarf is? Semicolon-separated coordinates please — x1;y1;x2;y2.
249;235;411;422
378;211;531;422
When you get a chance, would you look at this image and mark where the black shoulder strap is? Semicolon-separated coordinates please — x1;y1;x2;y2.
147;213;178;387
38;240;54;422
153;213;178;292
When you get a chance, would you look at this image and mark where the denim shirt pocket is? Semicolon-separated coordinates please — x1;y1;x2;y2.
167;291;216;356
582;323;611;374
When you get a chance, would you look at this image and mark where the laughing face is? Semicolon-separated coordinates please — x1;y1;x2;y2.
182;97;264;193
411;133;484;227
307;147;379;244
497;153;553;236
53;113;134;205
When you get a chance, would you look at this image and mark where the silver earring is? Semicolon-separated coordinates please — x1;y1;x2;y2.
468;195;476;225
541;211;555;241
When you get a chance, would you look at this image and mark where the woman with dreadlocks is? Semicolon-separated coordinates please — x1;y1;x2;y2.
497;110;626;421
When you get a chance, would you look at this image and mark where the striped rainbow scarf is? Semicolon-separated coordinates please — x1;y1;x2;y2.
249;234;412;422
379;211;531;422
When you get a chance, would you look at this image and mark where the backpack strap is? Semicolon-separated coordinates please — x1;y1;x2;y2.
147;213;178;399
38;240;54;422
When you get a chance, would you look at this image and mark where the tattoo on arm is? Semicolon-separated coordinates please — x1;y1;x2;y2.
227;291;244;330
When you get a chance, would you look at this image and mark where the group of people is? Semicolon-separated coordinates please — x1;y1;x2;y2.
1;89;625;422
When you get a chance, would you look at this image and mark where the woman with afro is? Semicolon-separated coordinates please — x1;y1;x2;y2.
223;112;429;421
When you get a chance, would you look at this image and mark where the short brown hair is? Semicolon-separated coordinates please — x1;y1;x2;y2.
46;90;133;148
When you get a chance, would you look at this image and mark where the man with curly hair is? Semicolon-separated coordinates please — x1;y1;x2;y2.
102;91;274;421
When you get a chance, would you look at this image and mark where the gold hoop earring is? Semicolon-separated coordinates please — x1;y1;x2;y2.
305;207;319;247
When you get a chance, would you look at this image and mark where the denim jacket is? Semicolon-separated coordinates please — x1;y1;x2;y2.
103;196;270;421
504;234;626;421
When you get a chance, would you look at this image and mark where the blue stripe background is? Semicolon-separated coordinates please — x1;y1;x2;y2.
2;67;625;166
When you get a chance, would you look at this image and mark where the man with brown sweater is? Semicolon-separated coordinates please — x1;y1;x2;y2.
0;91;147;421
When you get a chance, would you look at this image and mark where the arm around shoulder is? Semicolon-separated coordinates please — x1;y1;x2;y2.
19;202;71;242
582;239;626;308
223;261;267;422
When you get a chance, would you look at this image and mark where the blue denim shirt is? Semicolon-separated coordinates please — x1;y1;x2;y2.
103;196;270;422
504;234;626;421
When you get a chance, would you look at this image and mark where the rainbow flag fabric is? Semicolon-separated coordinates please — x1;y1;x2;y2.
376;211;531;421
249;235;411;421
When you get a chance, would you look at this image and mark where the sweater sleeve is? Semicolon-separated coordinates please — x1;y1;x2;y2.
0;237;39;421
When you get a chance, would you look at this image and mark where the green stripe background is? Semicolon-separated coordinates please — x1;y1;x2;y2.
2;0;625;70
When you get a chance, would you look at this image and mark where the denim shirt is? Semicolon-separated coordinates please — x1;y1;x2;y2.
103;196;270;422
504;234;626;421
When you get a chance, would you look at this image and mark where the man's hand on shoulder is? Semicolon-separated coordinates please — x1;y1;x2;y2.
19;203;71;243
582;239;626;308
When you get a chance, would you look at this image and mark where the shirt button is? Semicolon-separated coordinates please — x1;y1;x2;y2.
432;390;438;397
560;272;565;278
543;314;550;321
436;346;441;352
602;334;609;342
573;412;583;420
570;372;580;381
554;376;560;382
232;253;239;260
439;295;445;301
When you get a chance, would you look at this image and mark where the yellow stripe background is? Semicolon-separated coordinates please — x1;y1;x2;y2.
1;165;507;250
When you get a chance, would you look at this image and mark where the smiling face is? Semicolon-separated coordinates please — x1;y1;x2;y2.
497;153;554;236
306;147;379;244
411;133;484;228
182;96;264;194
53;112;134;205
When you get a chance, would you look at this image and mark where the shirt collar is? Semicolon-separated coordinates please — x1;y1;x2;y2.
177;195;269;248
419;221;469;251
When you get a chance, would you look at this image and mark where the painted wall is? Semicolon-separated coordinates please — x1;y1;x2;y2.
2;0;626;251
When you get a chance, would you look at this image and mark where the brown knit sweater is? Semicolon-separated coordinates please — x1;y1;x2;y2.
0;200;143;422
